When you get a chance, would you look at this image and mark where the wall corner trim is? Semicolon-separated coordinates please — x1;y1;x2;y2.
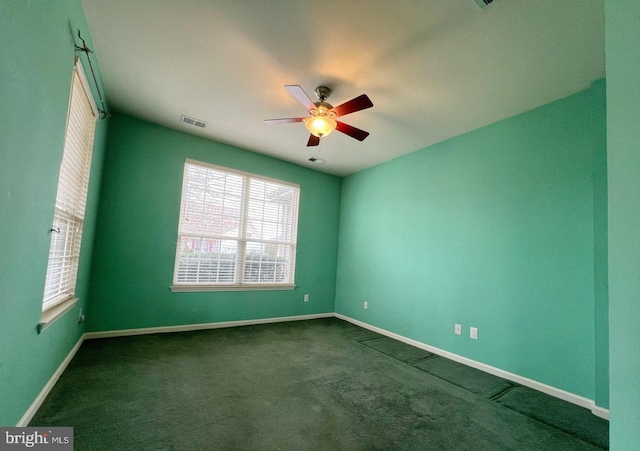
335;313;610;420
591;405;611;420
16;335;86;427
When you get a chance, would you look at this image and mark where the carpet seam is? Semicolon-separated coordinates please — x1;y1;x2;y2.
357;333;607;449
489;384;516;401
408;355;439;365
412;365;511;400
497;403;608;450
359;338;434;364
356;336;386;344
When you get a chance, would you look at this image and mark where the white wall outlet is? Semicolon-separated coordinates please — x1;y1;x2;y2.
363;301;368;309
455;324;462;335
304;294;309;303
470;327;478;340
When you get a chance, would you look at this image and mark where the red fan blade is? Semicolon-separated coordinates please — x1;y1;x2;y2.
332;94;373;117
336;121;369;141
264;117;306;125
285;85;316;111
307;134;320;147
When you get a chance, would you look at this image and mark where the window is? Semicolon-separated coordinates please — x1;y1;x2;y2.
171;160;300;291
42;60;97;311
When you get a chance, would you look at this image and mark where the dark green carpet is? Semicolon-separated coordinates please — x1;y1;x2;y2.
412;357;514;399
30;318;607;450
495;386;609;449
360;336;434;363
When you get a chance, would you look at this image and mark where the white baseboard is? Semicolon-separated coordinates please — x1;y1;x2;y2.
18;313;332;425
16;335;85;427
84;312;335;340
19;311;609;428
591;405;610;420
335;313;610;421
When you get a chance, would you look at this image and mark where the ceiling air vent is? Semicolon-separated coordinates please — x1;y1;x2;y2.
473;0;495;10
180;115;207;128
308;157;326;164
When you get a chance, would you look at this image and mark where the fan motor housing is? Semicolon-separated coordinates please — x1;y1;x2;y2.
315;86;332;102
313;101;334;112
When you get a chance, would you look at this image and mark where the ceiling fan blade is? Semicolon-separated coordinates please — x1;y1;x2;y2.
332;94;373;117
336;121;370;141
285;85;316;111
307;134;320;147
264;117;306;125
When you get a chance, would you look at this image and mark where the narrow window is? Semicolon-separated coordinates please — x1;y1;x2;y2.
42;60;97;311
172;160;300;291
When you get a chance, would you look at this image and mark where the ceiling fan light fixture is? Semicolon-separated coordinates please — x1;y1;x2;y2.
304;111;337;138
264;85;372;146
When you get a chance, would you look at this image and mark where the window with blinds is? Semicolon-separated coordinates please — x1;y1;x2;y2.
42;60;97;311
173;160;300;289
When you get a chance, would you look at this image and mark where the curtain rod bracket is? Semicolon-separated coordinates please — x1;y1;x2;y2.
73;29;109;120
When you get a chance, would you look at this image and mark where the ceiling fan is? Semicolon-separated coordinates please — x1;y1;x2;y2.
264;85;373;147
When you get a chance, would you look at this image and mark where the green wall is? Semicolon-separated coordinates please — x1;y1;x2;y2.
0;0;107;426
335;81;608;403
605;1;640;449
1;0;616;430
86;114;341;332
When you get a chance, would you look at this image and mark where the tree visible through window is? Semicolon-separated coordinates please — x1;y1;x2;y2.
172;160;299;289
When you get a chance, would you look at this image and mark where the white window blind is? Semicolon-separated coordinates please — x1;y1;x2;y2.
173;160;300;289
42;61;97;311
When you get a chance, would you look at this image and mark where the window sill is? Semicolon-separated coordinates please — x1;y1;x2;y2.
170;284;296;293
38;297;78;334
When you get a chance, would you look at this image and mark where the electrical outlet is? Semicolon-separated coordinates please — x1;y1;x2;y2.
455;324;462;335
363;301;368;309
304;294;309;303
470;327;478;340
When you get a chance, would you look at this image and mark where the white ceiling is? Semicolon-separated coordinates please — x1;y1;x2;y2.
82;0;605;176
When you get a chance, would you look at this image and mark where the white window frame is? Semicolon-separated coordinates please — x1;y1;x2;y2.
41;58;97;313
171;160;300;292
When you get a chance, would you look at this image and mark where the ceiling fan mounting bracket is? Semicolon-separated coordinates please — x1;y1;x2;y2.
315;86;331;102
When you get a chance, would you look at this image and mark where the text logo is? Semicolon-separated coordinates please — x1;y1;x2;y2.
0;428;73;450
